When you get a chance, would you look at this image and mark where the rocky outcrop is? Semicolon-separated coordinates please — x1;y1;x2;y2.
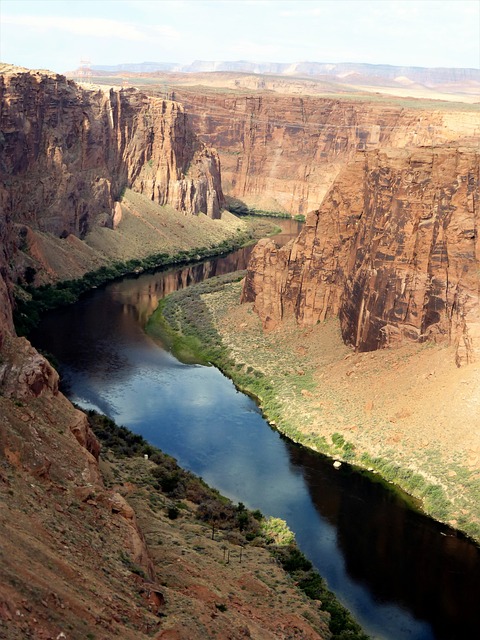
0;65;224;345
0;66;223;232
172;89;479;215
242;147;480;365
0;336;59;397
0;273;13;347
0;206;14;346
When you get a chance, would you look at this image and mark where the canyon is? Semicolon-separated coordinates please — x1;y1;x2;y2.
1;62;480;638
0;64;225;343
157;87;479;216
0;66;333;639
157;78;479;364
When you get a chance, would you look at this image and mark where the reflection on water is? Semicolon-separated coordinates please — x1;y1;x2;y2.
110;242;258;328
286;444;480;640
30;219;480;640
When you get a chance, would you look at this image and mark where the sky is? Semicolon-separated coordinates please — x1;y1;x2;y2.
1;0;479;74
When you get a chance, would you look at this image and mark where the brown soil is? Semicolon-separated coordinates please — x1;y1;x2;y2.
113;457;330;640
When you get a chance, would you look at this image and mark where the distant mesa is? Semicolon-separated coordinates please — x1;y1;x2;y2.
68;59;480;91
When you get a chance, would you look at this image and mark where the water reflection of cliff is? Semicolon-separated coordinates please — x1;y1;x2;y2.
31;220;302;381
113;244;255;327
286;442;480;640
113;219;303;327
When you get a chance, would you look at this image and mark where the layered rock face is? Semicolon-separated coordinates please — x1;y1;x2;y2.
242;148;480;365
172;89;479;215
0;67;223;233
0;66;224;346
0;214;14;343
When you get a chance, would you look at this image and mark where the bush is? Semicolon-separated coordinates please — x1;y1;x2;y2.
167;506;179;519
261;517;295;546
277;546;312;572
224;195;251;215
273;545;369;639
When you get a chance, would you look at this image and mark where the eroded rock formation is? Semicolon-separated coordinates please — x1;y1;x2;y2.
0;66;223;232
0;66;224;348
242;147;480;365
172;89;479;215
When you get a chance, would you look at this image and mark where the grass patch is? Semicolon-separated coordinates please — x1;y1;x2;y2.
146;271;245;365
357;451;462;525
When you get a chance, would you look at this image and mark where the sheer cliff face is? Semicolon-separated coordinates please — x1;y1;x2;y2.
172;89;478;215
0;67;223;345
242;148;480;365
0;218;13;342
0;69;223;233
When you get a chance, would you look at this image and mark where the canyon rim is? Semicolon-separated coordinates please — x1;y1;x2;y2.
1;57;480;639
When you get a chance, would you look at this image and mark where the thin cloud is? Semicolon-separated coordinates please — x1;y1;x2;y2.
228;39;284;59
1;14;180;43
123;0;188;12
279;7;324;17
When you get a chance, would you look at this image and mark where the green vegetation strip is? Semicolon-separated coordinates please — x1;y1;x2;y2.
12;219;279;338
146;274;325;435
147;271;246;365
224;195;305;222
88;409;369;639
146;272;294;434
147;275;480;543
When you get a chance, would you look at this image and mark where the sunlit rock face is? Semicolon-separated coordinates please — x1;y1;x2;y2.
0;65;224;344
0;67;223;234
172;88;479;216
242;147;480;365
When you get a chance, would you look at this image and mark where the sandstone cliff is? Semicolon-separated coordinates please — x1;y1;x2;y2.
171;89;479;215
242;147;480;365
0;66;223;233
0;66;224;347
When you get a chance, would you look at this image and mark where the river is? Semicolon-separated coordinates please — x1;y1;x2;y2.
30;219;480;640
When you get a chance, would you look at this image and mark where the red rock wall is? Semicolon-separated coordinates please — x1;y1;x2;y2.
0;69;223;235
242;148;480;365
0;206;14;343
173;89;479;216
0;67;224;346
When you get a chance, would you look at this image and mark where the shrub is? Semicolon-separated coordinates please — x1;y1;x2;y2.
273;545;369;639
261;517;295;546
224;195;251;215
332;432;346;448
167;506;179;519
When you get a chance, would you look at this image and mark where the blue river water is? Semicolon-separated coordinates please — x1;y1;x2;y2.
30;221;480;640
